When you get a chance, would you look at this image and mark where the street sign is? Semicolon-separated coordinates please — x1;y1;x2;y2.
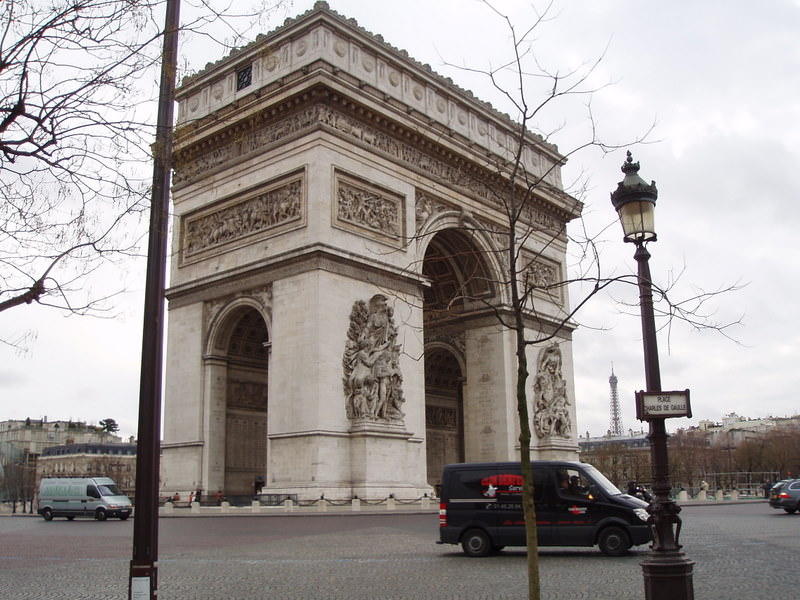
635;390;692;420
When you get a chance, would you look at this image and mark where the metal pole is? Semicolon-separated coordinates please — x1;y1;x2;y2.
129;1;180;599
634;243;695;600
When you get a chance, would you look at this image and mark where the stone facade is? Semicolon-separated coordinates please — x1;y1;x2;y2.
160;2;581;501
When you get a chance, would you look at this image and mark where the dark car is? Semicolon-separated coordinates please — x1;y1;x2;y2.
769;479;800;514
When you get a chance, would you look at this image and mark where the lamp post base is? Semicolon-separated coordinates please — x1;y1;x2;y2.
641;551;694;600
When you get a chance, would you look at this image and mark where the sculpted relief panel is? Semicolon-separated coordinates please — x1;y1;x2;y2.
342;294;406;424
520;251;563;305
181;170;305;263
533;343;571;439
334;170;404;247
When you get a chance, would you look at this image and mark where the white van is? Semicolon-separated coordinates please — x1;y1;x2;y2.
38;477;132;521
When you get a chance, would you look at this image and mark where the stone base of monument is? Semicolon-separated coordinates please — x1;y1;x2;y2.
348;420;422;500
263;420;429;502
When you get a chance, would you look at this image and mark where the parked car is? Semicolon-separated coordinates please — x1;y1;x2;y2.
768;479;800;514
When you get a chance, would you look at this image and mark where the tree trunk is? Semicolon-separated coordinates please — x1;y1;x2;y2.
517;327;541;600
511;231;541;600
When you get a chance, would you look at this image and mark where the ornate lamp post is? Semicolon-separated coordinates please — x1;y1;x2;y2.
610;151;695;600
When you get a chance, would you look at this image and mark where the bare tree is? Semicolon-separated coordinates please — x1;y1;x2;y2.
417;2;742;597
0;0;288;339
0;0;165;321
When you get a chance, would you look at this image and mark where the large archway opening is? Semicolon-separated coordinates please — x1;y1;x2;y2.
222;308;269;496
422;228;495;485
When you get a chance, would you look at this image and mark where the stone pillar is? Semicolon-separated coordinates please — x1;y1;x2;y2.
202;356;228;495
463;325;516;461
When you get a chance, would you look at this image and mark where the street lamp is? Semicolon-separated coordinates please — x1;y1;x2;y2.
610;151;695;600
129;2;180;599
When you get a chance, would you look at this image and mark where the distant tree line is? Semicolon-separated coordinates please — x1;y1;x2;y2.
583;422;800;494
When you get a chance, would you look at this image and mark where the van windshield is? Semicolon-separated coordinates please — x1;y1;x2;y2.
582;464;623;496
98;483;123;497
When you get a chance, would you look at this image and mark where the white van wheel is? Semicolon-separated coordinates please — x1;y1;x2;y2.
95;508;107;521
461;529;491;557
41;508;53;521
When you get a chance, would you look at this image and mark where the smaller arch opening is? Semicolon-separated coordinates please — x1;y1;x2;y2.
425;347;464;486
214;307;269;497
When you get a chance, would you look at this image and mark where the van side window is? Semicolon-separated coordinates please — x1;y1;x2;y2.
454;471;495;499
557;469;590;499
87;485;101;499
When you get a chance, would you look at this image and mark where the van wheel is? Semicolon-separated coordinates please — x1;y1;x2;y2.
598;526;630;556
119;514;130;521
95;508;107;521
66;516;75;521
42;508;53;521
461;529;492;557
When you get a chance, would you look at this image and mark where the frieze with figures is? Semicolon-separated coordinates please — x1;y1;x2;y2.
175;102;564;233
181;172;304;262
335;172;404;246
521;252;563;305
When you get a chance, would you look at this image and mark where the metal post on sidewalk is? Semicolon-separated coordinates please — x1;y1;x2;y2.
129;1;180;599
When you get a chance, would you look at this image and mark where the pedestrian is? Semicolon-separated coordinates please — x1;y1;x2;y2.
215;489;223;506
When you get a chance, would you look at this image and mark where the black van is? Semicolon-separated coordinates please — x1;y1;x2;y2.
438;460;652;556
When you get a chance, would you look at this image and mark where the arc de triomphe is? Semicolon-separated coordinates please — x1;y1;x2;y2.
160;2;581;501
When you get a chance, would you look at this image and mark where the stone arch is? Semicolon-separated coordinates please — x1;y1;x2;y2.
204;299;270;497
416;211;507;309
421;223;500;483
206;295;272;357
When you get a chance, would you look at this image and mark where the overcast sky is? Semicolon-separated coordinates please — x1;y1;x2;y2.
2;0;799;441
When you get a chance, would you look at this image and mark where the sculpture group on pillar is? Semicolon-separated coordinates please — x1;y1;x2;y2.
343;294;406;423
533;343;572;438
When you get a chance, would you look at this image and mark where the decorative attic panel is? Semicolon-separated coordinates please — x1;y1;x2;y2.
174;2;574;196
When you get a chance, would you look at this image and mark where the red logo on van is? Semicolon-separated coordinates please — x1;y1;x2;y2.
481;474;524;498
